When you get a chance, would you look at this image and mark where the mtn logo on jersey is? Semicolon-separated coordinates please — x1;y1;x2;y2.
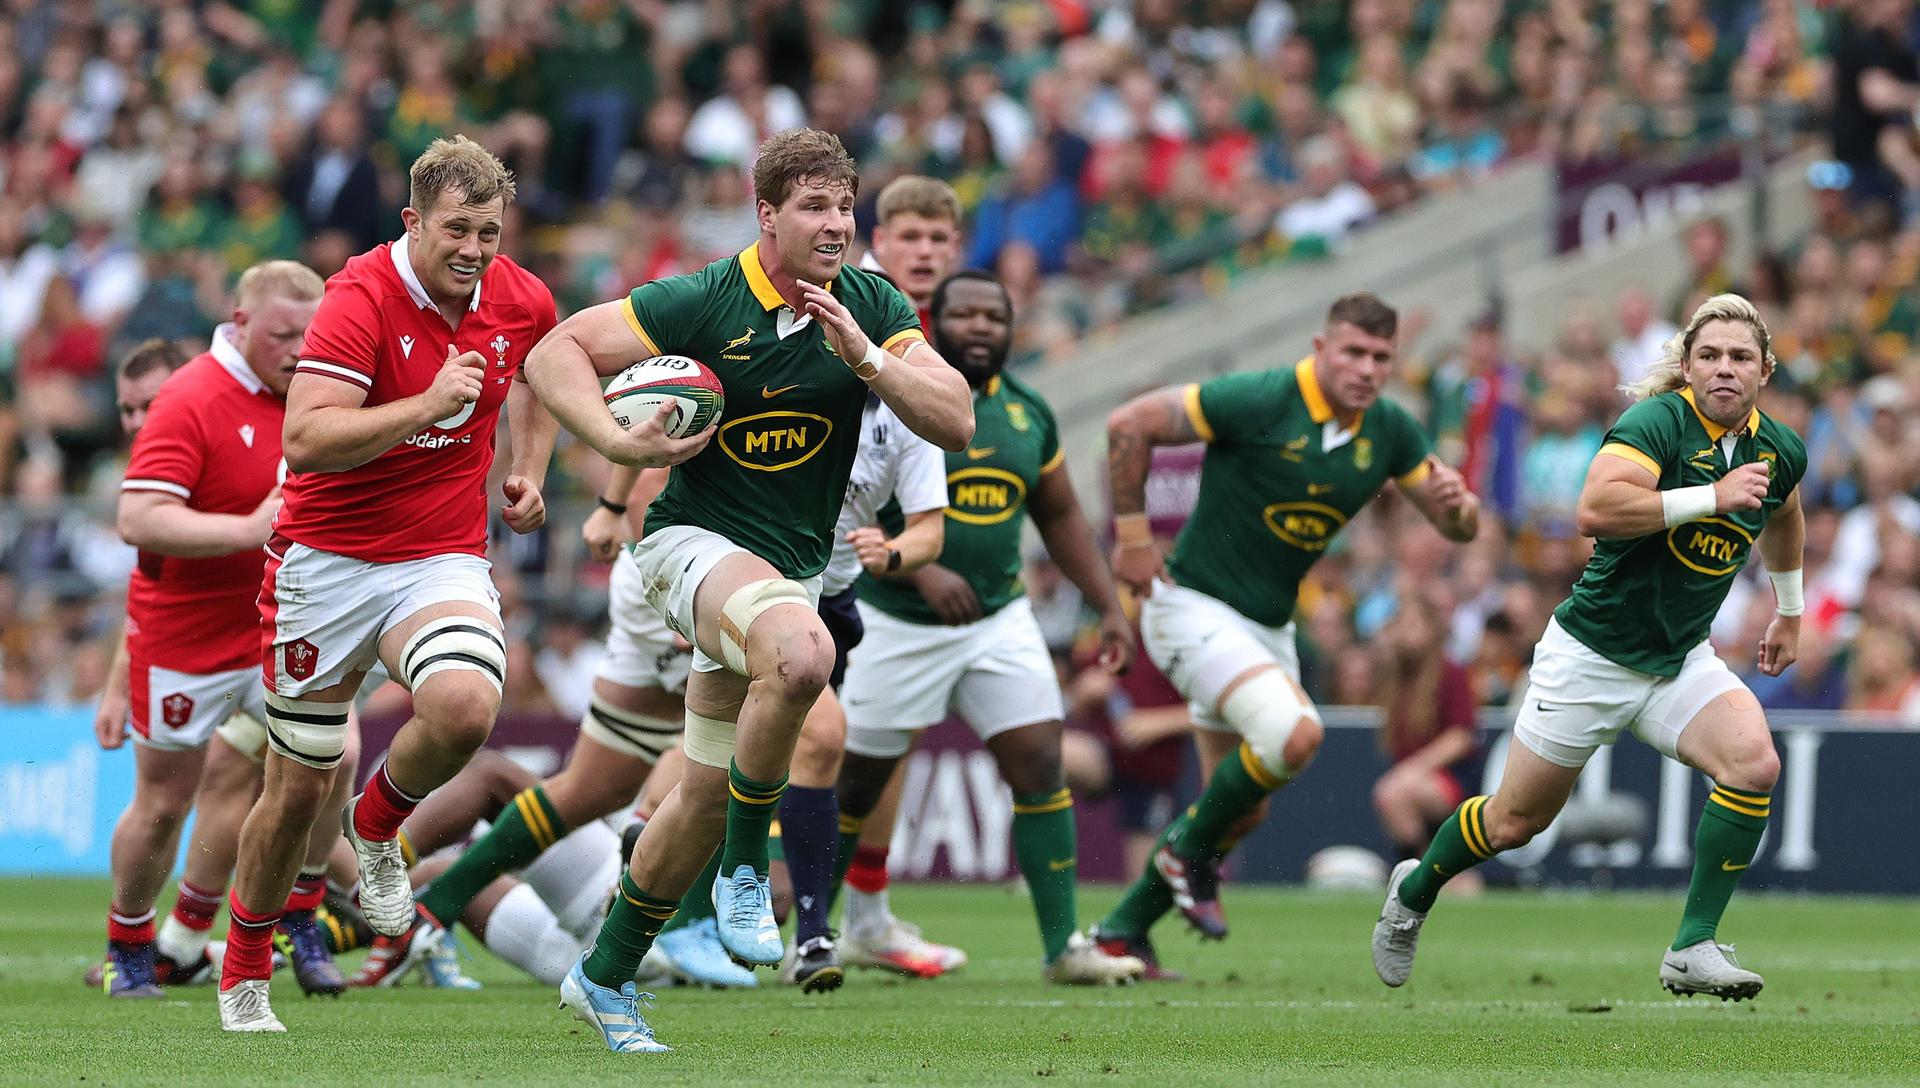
719;411;833;472
946;466;1026;525
1667;517;1754;577
1262;501;1349;552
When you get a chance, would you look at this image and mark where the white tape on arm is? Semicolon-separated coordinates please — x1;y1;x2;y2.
1660;484;1717;528
1768;568;1805;617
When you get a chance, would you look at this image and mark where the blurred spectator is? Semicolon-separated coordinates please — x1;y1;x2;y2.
1845;622;1920;722
1827;0;1918;209
968;143;1081;275
1669;215;1740;323
1276;135;1377;250
1610;285;1678;387
1519;390;1602;532
1428;311;1527;524
1370;594;1483;863
684;44;807;167
284;98;384;255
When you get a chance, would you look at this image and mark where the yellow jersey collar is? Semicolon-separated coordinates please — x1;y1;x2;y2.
739;242;831;312
1679;387;1760;442
1294;355;1362;431
982;375;1002;398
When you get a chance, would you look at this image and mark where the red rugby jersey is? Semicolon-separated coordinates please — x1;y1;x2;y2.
121;328;286;673
275;237;557;562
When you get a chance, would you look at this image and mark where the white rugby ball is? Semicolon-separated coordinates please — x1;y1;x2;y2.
603;355;725;438
1304;845;1390;891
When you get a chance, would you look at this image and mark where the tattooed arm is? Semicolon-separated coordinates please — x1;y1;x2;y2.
1104;384;1204;597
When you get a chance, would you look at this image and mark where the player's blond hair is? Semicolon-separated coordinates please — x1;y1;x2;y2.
1621;292;1775;401
752;128;859;208
875;176;961;228
235;260;324;309
409;135;517;214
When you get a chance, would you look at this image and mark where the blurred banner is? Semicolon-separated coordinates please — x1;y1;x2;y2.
1554;149;1746;254
8;704;1916;894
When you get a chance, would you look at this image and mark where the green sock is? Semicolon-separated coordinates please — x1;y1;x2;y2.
827;813;864;912
658;847;723;936
582;871;677;988
1170;742;1279;860
1097;820;1176;938
419;786;566;927
1397;795;1496;913
1012;789;1079;962
719;760;786;877
1673;785;1769;950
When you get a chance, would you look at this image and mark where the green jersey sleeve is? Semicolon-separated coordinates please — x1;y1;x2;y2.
1189;370;1280;445
860;277;925;355
1381;398;1432;482
1596;396;1682;478
622;272;712;357
1035;389;1063;472
1765;421;1808;502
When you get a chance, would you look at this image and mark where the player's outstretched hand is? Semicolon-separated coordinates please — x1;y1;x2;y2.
502;475;545;534
912;563;984;625
94;690;129;749
610;401;713;468
1757;613;1800;677
426;345;487;419
582;504;630;561
1425;456;1470;514
847;526;892;574
797;279;872;372
1095;607;1135;675
1714;461;1770;514
1111;540;1166;599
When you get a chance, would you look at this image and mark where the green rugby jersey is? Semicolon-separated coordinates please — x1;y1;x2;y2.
626;244;924;578
1166;358;1432;626
1556;388;1806;677
860;373;1063;625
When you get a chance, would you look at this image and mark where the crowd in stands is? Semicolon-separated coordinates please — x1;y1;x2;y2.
2;0;1917;740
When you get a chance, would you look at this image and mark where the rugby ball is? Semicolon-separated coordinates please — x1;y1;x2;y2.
1304;845;1389;891
604;355;725;438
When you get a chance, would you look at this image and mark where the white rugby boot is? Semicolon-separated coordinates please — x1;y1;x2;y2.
1044;932;1145;985
218;979;287;1033
340;796;415;937
1660;940;1764;1001
1372;858;1428;987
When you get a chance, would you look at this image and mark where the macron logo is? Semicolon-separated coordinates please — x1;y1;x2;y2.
400;335;416;358
238;424;255;448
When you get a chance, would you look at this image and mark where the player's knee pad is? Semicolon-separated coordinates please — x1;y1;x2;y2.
263;692;350;770
579;693;682;763
215;712;269;765
1219;668;1320;786
717;578;812;674
400;616;507;694
682;710;738;769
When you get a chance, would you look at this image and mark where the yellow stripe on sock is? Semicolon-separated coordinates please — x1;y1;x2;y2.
395;829;418;868
1237;742;1283;791
839;814;865;835
1460;796;1493;859
1713;785;1771;805
514;790;555;849
1013;788;1075;815
1709;790;1770;818
729;784;783;806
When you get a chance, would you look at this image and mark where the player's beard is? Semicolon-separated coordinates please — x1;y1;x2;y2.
936;332;1009;390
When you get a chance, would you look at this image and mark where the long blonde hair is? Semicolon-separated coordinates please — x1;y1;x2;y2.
1620;292;1776;401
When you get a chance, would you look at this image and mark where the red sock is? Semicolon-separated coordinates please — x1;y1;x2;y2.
170;881;224;933
353;763;425;843
283;871;327;914
107;906;156;946
220;891;282;991
845;845;890;894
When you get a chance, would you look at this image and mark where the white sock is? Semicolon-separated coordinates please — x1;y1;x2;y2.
520;819;621;938
156;914;209;964
844;887;891;940
483;883;584;987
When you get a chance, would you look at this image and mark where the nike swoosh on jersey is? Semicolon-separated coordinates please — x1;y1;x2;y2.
967;447;997;460
1047;858;1076;871
762;384;800;398
1720;860;1749;872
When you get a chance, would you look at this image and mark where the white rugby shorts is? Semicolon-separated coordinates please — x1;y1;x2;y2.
1511;617;1746;768
262;540;501;697
625;524;820;676
129;661;268;752
598;548;693;695
1139;579;1304;732
840;596;1065;758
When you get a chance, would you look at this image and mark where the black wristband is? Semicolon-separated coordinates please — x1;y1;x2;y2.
597;497;628;516
886;548;902;572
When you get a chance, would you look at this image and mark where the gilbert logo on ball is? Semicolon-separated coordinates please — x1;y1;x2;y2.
604;355;726;439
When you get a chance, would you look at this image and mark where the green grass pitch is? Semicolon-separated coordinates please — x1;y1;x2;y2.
4;878;1916;1086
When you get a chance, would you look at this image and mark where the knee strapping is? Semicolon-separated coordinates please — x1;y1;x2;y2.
263;692;350;770
400;616;507;694
717;578;811;674
1219;669;1319;784
580;693;682;762
683;710;738;769
215;712;268;765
